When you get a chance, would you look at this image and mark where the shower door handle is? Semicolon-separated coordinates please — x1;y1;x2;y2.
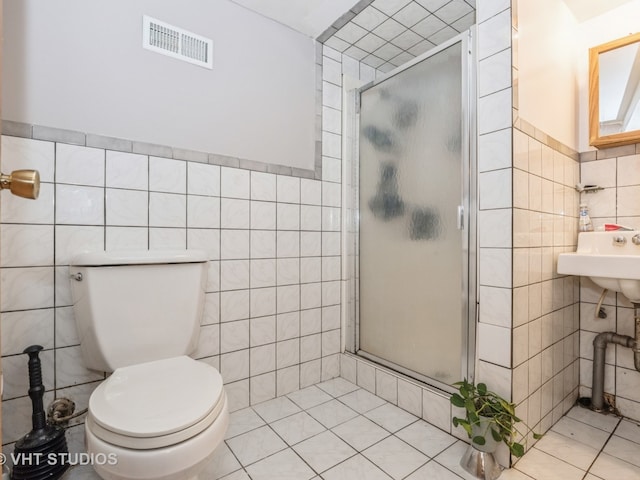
457;205;464;230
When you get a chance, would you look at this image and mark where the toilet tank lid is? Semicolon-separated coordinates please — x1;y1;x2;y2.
70;249;208;266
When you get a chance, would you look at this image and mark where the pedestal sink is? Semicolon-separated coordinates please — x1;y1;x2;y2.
557;231;640;302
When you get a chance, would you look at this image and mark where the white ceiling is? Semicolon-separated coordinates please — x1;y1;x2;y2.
230;0;638;39
229;0;361;38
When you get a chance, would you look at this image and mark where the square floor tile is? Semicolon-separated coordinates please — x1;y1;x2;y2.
365;403;418;432
514;448;584;480
613;419;640;445
220;470;251;480
603;435;640;468
322;454;392;480
287;385;333;410
362;435;429;479
405;460;466;479
245;448;316;480
332;415;390;451
551;417;610;451
293;430;357;473
534;431;599;470
338;388;387;413
396;420;457;458
252;396;301;423
589;452;640;480
200;443;242;479
226;407;266;439
307;399;359;428
316;377;360;397
226;425;287;466
494;468;534;479
270;411;326;445
566;406;619;433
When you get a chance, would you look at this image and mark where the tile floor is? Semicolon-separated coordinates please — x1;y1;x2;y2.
63;377;640;480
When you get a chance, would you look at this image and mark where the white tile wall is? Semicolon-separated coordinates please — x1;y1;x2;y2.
508;124;580;453
106;151;148;190
2;136;55;182
0;127;340;448
56;144;104;186
477;8;511;60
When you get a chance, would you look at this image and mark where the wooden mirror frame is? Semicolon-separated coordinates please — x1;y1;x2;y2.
589;32;640;148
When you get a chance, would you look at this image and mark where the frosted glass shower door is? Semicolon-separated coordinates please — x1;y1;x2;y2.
358;39;471;386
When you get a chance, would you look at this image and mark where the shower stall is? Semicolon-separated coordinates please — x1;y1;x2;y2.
345;31;477;391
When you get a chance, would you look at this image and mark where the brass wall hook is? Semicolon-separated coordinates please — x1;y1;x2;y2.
0;169;40;199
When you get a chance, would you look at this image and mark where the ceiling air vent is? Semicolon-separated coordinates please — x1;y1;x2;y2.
143;15;213;69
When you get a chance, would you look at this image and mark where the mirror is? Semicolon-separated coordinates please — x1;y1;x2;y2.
590;32;640;148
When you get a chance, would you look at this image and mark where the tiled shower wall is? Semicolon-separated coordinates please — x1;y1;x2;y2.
331;2;580;464
474;0;514;410
328;0;581;464
337;0;527;456
322;11;468;445
0;127;342;448
578;142;640;421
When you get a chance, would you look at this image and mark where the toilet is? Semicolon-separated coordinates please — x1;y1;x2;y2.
69;250;228;480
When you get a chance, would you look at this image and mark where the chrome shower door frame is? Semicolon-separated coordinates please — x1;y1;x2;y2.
344;29;477;393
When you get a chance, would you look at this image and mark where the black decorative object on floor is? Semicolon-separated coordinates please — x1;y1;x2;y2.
11;345;69;480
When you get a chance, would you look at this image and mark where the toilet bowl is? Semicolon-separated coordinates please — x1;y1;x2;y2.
84;357;229;480
69;250;229;480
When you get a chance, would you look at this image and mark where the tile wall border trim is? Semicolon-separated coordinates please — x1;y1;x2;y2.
1;119;320;181
513;116;640;163
579;142;640;162
513;116;579;161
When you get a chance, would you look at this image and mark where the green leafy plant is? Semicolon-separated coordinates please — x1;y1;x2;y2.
450;379;542;457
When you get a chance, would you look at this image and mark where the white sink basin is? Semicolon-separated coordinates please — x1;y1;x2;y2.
557;231;640;303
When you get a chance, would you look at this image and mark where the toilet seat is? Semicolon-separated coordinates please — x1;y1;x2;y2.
88;356;225;449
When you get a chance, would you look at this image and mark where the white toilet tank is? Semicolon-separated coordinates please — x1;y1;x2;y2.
69;250;208;372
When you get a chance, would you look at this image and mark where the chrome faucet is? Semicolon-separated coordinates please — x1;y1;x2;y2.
633;234;640;245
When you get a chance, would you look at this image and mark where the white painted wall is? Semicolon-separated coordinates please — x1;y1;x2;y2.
2;0;317;170
518;0;579;150
577;2;640;152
